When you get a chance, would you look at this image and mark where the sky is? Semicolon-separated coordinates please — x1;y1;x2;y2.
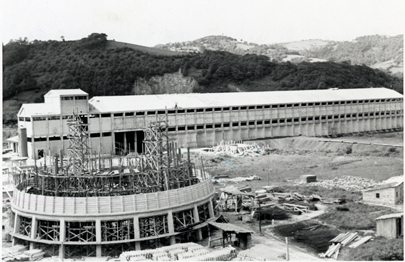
1;0;404;46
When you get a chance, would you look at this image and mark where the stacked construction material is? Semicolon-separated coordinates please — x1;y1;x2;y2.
188;246;236;261
23;249;45;261
205;140;261;157
320;232;359;258
2;245;29;261
120;243;221;261
348;236;373;248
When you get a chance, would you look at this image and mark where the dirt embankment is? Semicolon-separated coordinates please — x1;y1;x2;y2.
247;133;403;158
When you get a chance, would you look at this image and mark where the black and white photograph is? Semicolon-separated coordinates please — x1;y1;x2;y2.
1;0;404;261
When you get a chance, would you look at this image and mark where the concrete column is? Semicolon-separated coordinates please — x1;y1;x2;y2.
18;127;28;157
124;132;127;154
12;214;21;246
208;200;215;218
193;205;203;241
29;217;38;249
134;131;137;154
133;216;142;249
96;219;102;257
111;113;115;155
167;211;176;245
59;219;66;258
135;241;141;251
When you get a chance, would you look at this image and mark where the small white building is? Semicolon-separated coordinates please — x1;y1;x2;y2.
376;213;403;239
363;176;404;206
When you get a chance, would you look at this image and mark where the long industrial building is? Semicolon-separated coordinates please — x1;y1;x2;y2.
15;87;403;159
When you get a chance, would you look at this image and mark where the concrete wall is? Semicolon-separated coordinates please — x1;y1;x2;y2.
60;96;88;115
11;180;215;257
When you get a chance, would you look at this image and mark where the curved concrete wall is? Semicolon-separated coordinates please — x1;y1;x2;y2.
12;180;214;218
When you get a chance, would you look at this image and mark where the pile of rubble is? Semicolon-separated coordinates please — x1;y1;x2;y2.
204;141;261;157
302;176;377;191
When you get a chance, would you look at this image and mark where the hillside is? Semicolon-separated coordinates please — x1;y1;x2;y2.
156;35;403;75
300;35;403;76
3;33;403;124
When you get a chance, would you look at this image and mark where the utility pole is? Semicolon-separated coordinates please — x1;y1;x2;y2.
267;168;270;186
286;237;290;261
258;200;262;234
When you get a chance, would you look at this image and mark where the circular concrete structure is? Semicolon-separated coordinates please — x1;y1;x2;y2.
10;179;215;258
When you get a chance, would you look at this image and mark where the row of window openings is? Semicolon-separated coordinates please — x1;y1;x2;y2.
22;109;404;122
59;97;402;104
112;99;402;116
25;112;402;132
168;112;401;131
30;133;112;142
60;96;87;100
29;110;399;141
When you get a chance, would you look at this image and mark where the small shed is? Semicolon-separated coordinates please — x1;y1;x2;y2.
375;213;403;239
219;186;255;212
208;222;253;250
6;136;19;154
300;174;317;183
363;176;403;206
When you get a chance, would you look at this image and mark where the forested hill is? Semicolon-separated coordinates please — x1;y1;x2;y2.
3;33;403;105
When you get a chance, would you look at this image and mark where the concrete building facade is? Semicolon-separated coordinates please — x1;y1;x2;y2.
17;88;403;159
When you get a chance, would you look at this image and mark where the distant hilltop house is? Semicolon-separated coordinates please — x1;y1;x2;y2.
363;176;404;207
169;46;201;53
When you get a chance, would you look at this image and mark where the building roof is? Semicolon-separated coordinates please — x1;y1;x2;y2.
88;88;403;113
221;186;255;197
364;176;403;191
209;222;254;234
6;136;19;143
45;89;88;97
18;103;56;116
375;213;403;221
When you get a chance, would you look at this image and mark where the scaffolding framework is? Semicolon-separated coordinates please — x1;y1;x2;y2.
173;208;195;232
67;112;90;173
139;214;169;238
14;114;200;197
37;220;60;241
101;219;134;241
18;216;32;237
10;112;213;258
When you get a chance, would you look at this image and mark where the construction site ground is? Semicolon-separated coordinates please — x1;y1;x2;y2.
193;132;403;260
2;132;403;261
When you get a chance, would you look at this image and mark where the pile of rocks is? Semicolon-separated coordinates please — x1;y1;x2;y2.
302;176;377;191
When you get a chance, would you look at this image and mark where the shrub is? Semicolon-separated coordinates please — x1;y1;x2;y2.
346;146;352;154
317;203;392;230
339;237;403;261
